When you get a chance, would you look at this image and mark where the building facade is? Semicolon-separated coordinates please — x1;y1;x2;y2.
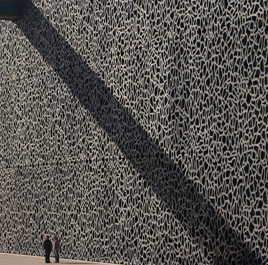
0;1;267;264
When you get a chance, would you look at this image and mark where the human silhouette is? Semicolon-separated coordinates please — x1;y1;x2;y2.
53;235;61;263
43;235;52;263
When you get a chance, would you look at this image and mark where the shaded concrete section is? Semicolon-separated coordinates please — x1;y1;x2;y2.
0;253;123;265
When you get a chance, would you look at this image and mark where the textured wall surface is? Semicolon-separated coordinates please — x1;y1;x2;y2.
0;1;267;265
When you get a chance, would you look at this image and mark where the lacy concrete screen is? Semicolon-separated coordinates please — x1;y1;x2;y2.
0;1;267;265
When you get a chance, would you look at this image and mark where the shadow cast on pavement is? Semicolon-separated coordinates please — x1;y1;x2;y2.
59;259;119;265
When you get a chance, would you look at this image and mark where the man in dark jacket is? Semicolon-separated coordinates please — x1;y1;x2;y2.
43;235;52;263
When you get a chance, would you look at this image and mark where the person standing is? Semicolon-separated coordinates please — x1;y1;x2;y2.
53;235;61;263
43;235;52;263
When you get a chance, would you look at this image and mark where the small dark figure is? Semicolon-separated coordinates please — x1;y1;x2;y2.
43;235;52;263
53;235;61;263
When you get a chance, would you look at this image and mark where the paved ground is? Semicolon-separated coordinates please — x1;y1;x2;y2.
0;253;122;265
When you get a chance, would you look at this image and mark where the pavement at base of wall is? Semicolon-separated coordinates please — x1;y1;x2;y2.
0;253;123;265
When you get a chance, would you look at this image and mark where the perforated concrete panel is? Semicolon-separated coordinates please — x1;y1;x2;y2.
0;1;267;265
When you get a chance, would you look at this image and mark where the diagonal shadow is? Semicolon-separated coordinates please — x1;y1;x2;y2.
15;2;264;265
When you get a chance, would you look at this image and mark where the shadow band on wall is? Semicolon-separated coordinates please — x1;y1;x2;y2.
15;3;263;265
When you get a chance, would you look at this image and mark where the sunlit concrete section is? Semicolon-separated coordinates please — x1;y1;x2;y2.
0;253;123;265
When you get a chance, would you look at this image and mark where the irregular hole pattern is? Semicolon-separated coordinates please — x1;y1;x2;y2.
0;1;267;265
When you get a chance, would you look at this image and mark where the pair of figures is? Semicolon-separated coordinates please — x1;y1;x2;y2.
42;234;60;263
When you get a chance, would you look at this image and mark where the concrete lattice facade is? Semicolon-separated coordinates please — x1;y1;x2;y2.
0;1;267;265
